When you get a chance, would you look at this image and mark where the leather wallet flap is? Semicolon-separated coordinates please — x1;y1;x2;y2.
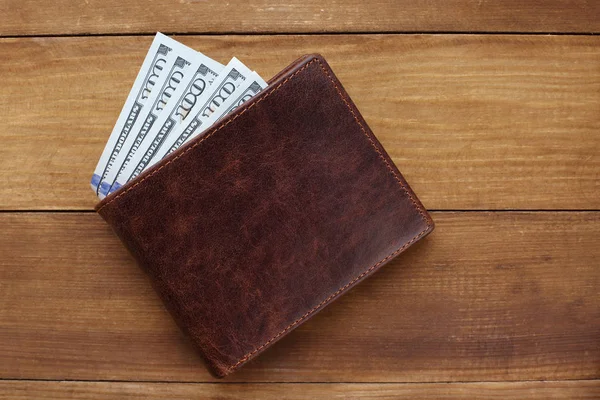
96;54;434;377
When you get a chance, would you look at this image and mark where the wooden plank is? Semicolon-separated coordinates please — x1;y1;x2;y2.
0;0;598;36
1;381;599;399
0;212;598;382
1;35;598;210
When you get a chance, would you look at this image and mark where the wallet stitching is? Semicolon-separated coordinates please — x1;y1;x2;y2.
96;57;432;375
225;227;429;375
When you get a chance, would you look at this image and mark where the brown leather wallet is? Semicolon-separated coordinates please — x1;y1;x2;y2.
95;54;434;378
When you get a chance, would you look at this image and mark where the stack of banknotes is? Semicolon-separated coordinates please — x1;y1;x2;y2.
91;33;267;199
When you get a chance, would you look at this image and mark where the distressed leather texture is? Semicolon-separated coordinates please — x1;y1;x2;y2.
95;54;434;378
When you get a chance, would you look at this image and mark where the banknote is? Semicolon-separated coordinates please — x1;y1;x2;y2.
109;58;254;193
215;72;268;117
140;58;253;164
90;33;174;195
138;72;268;176
182;71;268;145
97;42;212;199
193;57;253;121
92;34;269;199
105;59;224;195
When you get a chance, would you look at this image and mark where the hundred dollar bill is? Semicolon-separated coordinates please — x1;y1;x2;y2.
160;71;267;160
147;59;253;160
105;58;223;195
215;72;267;117
135;72;267;178
90;32;174;195
97;42;208;199
183;72;268;142
110;58;254;193
193;57;253;121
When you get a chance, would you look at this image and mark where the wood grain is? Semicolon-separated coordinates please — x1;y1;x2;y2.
0;0;598;36
0;212;598;382
1;35;598;210
1;381;599;399
2;0;598;396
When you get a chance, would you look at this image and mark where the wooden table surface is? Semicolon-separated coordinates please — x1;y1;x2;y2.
0;1;599;399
